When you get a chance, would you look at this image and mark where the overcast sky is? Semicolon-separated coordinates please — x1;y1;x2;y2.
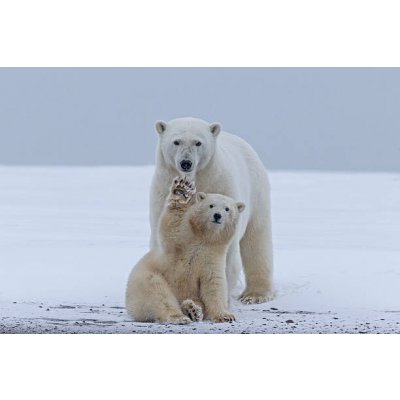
0;68;399;171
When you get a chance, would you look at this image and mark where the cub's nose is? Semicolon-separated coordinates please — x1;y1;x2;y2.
180;160;192;171
213;213;222;222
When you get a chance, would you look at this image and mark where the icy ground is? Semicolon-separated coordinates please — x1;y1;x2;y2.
0;167;399;334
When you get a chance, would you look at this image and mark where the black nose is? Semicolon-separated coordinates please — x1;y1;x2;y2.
180;160;192;171
213;213;222;221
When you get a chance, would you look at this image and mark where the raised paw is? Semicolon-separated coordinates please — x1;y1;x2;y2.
211;311;236;323
181;299;203;322
239;289;275;305
169;176;196;206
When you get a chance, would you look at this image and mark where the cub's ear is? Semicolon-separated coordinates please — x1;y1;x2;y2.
210;122;221;137
196;192;207;202
155;120;167;135
236;202;245;213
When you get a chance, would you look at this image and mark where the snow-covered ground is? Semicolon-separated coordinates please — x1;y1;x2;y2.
0;167;399;333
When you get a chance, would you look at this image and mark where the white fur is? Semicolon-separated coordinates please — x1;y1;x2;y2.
150;117;274;304
126;179;242;323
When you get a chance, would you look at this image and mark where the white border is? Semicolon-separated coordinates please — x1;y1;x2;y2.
0;0;400;66
1;335;399;400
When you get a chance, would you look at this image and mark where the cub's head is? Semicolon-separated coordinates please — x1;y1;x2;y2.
188;193;245;244
155;117;221;179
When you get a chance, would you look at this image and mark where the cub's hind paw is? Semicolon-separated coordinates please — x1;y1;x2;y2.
169;176;196;206
162;314;191;325
181;299;203;322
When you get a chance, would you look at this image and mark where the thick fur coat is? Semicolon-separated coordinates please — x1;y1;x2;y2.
126;177;245;324
149;117;274;303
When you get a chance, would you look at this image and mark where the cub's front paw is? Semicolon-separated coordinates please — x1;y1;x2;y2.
211;311;236;323
169;176;196;206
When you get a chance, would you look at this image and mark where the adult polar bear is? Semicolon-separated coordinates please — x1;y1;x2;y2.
150;117;274;304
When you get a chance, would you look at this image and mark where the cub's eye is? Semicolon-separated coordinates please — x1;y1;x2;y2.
173;140;180;146
225;207;230;212
209;205;214;208
195;141;202;147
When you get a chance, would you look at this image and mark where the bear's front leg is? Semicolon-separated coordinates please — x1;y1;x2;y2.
200;272;236;323
159;176;197;252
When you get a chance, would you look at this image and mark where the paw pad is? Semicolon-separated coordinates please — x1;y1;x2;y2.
170;176;196;205
181;299;203;322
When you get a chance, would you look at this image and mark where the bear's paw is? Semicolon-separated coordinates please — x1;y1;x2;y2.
211;311;236;323
169;176;196;206
181;299;203;322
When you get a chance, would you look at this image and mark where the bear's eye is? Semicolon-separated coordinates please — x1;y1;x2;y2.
173;140;180;146
225;207;230;212
195;141;202;147
209;205;214;209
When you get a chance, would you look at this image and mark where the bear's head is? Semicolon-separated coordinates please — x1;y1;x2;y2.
155;117;221;178
187;192;245;245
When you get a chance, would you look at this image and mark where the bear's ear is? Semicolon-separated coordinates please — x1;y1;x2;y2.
155;120;167;135
210;122;221;137
196;192;207;202
236;202;245;213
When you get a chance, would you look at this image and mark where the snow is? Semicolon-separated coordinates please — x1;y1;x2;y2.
1;166;399;333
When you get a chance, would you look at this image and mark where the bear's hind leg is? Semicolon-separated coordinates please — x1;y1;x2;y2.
126;269;190;324
239;217;275;304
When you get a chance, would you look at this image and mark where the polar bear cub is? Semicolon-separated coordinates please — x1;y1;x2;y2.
125;176;245;324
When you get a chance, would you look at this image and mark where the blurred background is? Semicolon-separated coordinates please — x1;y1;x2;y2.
0;68;399;171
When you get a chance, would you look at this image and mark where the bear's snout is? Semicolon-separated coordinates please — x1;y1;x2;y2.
213;213;222;224
180;159;192;171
